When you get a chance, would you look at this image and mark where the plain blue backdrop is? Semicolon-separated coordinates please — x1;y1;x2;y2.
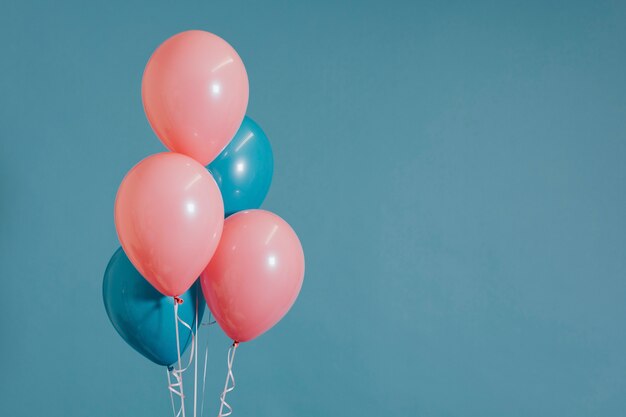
1;1;625;416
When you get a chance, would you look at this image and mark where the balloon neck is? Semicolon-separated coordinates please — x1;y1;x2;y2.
167;365;174;372
173;296;184;304
232;341;239;347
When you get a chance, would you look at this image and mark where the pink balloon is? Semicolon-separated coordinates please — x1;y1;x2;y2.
115;153;224;297
142;30;249;166
201;210;305;342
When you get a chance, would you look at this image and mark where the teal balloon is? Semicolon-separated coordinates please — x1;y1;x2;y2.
208;116;273;217
102;247;205;366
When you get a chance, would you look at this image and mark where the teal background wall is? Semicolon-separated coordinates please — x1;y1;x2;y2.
1;1;625;416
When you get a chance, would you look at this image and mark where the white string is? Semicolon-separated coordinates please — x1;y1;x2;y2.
167;368;177;417
200;312;212;417
174;301;186;417
217;342;238;417
201;343;209;416
168;299;196;417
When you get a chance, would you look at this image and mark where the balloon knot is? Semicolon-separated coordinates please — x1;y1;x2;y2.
233;341;239;347
174;296;184;304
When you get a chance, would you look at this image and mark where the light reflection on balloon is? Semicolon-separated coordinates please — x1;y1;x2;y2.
207;116;273;217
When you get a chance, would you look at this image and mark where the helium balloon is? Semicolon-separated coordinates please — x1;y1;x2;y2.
115;153;224;296
142;30;249;166
201;210;304;342
208;116;273;217
103;247;205;366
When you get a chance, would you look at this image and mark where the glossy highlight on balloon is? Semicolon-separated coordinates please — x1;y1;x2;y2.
103;247;205;366
208;116;273;217
115;153;224;296
201;210;305;342
142;30;249;166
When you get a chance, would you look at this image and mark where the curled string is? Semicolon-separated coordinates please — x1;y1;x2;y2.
200;312;213;417
217;342;239;417
167;368;177;417
167;297;196;417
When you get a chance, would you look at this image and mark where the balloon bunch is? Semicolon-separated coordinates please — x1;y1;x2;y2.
102;30;305;417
